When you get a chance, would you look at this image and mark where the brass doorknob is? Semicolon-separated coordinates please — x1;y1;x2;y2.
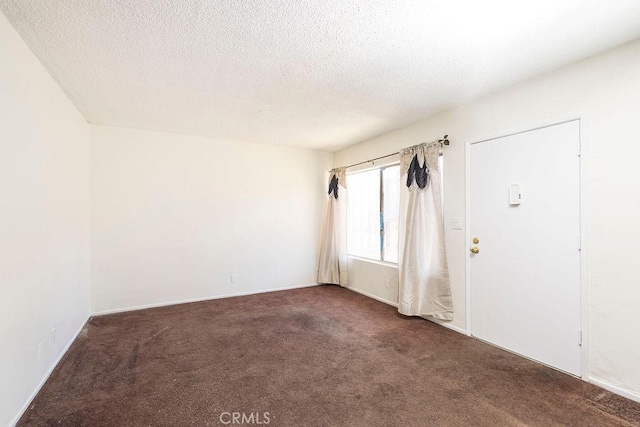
470;247;479;254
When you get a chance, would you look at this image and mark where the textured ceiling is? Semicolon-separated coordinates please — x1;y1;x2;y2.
2;1;640;151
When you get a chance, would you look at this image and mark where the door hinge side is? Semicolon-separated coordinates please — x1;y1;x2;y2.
578;139;582;157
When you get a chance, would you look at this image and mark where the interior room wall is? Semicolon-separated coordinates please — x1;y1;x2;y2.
0;12;91;427
89;125;332;314
334;39;640;400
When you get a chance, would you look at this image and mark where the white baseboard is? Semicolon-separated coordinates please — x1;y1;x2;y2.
344;285;398;307
11;315;90;427
424;316;468;335
92;283;320;316
12;283;320;425
344;285;467;336
589;376;640;403
15;284;639;427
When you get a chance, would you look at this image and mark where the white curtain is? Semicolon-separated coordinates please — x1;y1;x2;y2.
398;142;453;320
317;167;348;286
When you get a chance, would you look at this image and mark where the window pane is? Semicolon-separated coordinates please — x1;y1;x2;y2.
347;169;381;260
382;166;400;263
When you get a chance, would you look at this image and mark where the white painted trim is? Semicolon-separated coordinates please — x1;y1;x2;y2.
578;117;590;381
465;116;589;378
347;255;398;269
92;283;320;316
344;285;398;307
466;116;585;147
464;138;472;337
589;377;640;403
344;285;467;336
10;315;90;427
424;316;468;336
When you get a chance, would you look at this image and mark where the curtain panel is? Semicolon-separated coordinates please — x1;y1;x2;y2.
317;167;348;286
398;142;453;320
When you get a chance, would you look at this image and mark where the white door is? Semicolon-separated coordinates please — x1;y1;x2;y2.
469;120;582;376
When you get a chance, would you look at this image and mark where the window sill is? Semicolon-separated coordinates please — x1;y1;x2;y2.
347;255;398;269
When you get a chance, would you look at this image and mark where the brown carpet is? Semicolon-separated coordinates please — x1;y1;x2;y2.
18;285;640;426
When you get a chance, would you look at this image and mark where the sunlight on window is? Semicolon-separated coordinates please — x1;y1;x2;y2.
346;157;442;264
382;165;400;263
347;165;400;263
347;169;381;260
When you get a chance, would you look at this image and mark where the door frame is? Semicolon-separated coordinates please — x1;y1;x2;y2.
464;116;589;380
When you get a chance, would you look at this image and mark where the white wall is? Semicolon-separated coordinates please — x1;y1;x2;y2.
0;12;91;427
334;40;640;399
90;125;332;314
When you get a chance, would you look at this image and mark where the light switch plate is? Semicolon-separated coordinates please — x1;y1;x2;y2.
451;217;463;230
509;184;522;205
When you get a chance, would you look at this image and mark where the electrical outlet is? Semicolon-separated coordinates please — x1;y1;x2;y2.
230;275;237;284
384;279;390;289
51;328;56;344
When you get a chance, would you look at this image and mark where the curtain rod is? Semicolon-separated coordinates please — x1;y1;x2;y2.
344;135;450;169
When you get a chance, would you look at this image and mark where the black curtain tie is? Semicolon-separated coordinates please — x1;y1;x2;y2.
328;174;339;199
406;154;430;189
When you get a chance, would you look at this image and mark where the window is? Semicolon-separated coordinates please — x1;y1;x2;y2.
347;165;400;263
